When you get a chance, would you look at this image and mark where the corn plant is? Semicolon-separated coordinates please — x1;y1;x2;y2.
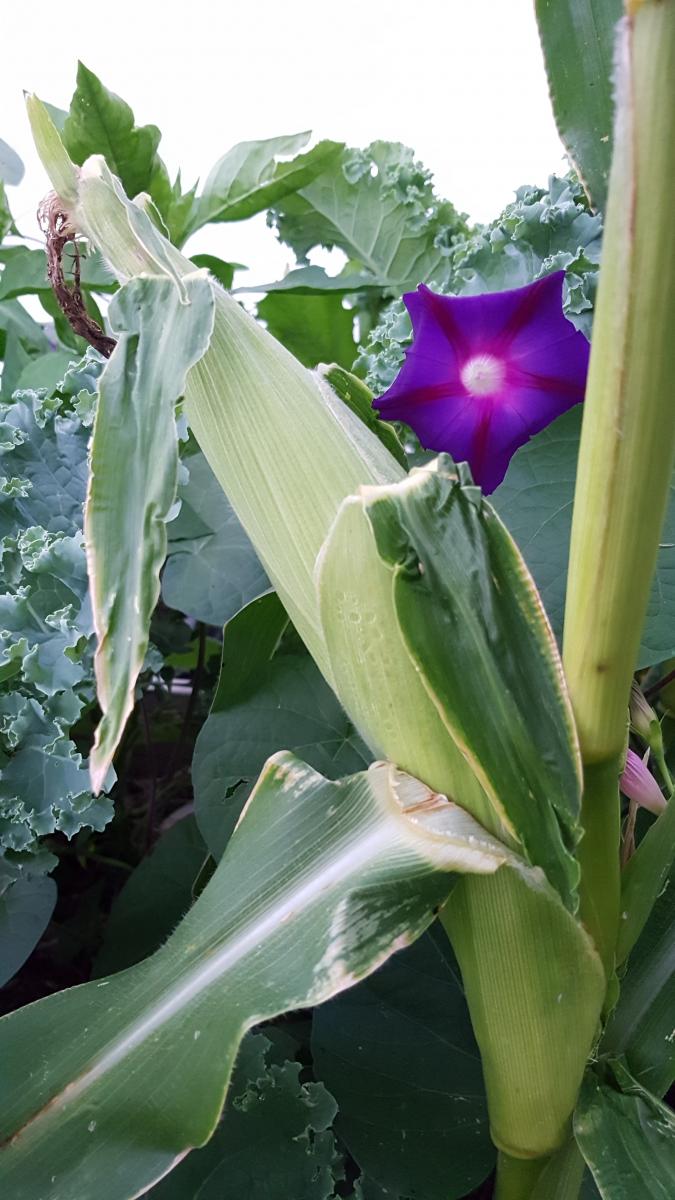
0;1;674;1197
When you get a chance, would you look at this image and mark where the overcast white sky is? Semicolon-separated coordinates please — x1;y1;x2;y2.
2;0;566;284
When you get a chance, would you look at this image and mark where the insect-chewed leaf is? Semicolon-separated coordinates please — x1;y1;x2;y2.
0;753;512;1200
345;458;581;907
86;273;215;793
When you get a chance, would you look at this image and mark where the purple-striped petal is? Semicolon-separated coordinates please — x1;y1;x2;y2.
373;271;590;493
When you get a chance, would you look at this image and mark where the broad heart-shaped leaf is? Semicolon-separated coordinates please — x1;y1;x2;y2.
0;138;24;186
192;592;371;860
334;458;582;907
14;350;76;393
0;753;513;1200
574;1059;675;1198
0;873;56;987
257;290;357;369
86;274;215;793
240;264;379;296
535;0;621;212
189;254;242;291
0;298;51;357
162;448;268;626
149;1031;341;1200
0;245;115;301
602;805;675;1098
270;142;467;290
312;924;494;1199
492;407;675;669
93;818;208;977
184;133;344;239
62;61;164;203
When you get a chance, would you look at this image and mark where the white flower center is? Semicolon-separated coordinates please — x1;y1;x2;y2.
460;354;505;397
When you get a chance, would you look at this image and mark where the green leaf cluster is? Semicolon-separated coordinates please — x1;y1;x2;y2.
0;357;112;863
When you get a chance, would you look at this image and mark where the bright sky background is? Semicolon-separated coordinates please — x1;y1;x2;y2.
2;0;566;285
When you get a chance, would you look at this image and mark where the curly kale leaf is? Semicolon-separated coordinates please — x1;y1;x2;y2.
268;141;468;293
0;352;114;864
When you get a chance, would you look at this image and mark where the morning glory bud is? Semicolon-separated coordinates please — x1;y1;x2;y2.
620;748;666;815
629;680;663;755
373;273;589;492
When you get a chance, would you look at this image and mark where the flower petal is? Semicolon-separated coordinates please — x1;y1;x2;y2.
373;273;590;493
620;748;666;815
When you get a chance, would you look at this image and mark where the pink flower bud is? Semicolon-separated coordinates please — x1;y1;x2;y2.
620;748;666;814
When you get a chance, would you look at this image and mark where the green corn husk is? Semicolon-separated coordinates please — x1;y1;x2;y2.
26;101;498;832
26;100;605;1162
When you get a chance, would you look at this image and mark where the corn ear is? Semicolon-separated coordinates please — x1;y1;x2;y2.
26;96;405;676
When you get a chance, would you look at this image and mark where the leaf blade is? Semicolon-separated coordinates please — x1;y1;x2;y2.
86;274;215;791
0;754;511;1200
535;0;622;210
574;1060;675;1198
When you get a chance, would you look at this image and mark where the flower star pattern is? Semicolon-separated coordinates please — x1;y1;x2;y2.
373;271;590;492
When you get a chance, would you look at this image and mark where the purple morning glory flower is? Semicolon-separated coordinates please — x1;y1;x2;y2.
373;271;590;493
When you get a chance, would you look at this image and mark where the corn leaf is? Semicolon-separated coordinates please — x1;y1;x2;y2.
0;753;512;1200
615;794;675;965
86;273;215;792
574;1059;675;1198
535;0;621;211
603;816;675;1097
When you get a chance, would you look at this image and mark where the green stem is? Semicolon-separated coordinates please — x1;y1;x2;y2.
494;1153;546;1200
652;744;674;794
531;1140;586;1200
495;1141;586;1200
562;2;675;764
577;759;621;979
